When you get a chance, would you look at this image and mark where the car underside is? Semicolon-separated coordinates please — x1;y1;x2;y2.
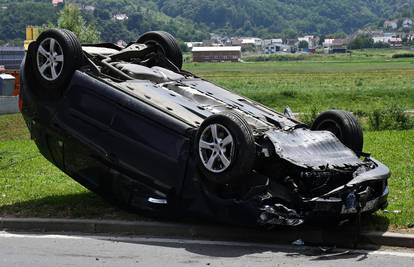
19;29;390;227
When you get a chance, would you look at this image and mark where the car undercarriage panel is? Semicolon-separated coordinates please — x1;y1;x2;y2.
265;127;362;170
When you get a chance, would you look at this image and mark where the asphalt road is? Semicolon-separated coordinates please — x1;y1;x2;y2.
0;232;414;267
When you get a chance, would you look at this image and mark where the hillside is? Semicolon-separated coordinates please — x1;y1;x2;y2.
0;0;413;44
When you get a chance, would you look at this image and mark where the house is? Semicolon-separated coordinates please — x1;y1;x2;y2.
323;38;348;48
384;20;398;30
323;39;348;53
52;0;64;6
389;37;403;47
263;43;293;54
297;35;319;48
192;46;241;62
373;34;402;47
372;36;389;43
402;18;413;29
263;39;283;46
244;38;263;46
230;38;243;46
113;14;129;21
231;37;262;47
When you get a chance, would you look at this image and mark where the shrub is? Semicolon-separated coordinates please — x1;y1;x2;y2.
299;106;320;126
368;105;413;130
355;78;363;87
392;53;414;58
373;42;391;49
245;54;307;62
280;90;297;98
348;34;374;49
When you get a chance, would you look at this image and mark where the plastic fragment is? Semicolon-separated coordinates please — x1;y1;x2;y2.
292;239;305;246
383;210;401;214
319;246;335;252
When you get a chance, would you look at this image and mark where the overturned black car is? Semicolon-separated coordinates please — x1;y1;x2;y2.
20;29;390;226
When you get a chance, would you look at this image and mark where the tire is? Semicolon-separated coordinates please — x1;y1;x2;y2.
137;31;183;70
196;111;256;185
33;29;82;97
311;110;363;155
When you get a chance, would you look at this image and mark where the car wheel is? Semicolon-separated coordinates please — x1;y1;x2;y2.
196;111;256;185
137;31;183;70
311;110;363;155
33;29;82;97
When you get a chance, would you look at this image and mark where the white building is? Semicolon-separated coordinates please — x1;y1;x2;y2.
384;20;398;30
263;43;292;54
297;35;319;48
373;35;402;47
402;18;413;29
52;0;64;7
231;37;263;46
113;14;129;21
323;39;335;47
263;39;283;46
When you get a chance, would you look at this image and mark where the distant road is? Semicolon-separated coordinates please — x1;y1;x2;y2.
0;232;414;266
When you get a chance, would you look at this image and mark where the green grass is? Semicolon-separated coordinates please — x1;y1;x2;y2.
0;113;29;141
364;130;414;229
243;48;414;63
0;114;144;220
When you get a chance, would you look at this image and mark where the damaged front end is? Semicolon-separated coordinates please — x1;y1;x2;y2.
257;128;390;226
188;126;390;227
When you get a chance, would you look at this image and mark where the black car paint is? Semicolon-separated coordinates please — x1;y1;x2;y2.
20;42;390;226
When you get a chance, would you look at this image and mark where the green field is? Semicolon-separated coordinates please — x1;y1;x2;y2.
1;53;413;229
185;57;414;115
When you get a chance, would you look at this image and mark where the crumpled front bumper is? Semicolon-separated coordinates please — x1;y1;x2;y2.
302;157;390;219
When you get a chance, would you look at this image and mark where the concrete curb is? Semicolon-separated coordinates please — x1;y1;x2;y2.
1;217;414;248
362;231;414;248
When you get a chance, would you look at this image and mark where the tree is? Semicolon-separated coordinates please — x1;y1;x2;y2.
58;4;101;43
298;40;309;49
282;28;297;39
319;35;326;46
348;34;374;49
128;13;143;31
